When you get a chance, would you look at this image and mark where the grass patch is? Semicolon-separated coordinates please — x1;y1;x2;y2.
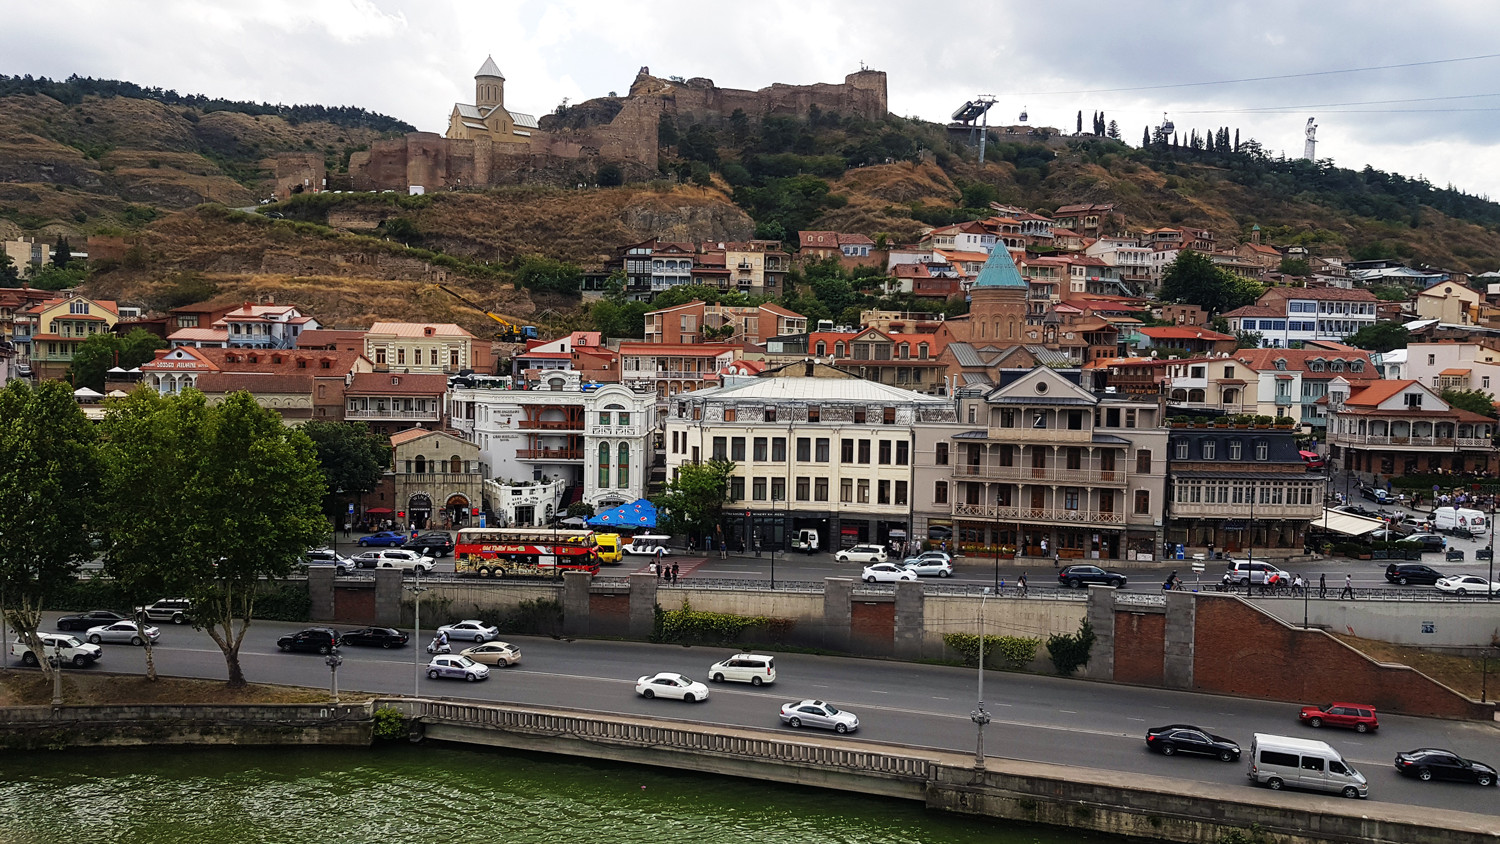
0;671;366;707
1331;634;1496;699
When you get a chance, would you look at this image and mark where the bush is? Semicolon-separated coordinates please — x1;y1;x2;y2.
652;600;794;645
372;707;407;741
254;583;312;622
943;633;1041;670
1046;618;1095;676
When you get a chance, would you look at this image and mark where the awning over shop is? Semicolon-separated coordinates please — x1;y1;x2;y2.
1314;508;1386;537
587;499;657;529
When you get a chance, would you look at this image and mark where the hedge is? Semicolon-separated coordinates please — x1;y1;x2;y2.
652;601;794;646
943;633;1041;670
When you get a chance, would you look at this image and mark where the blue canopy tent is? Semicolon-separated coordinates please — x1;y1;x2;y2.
586;499;658;529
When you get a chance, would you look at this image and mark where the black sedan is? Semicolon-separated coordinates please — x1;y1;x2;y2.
1394;748;1497;786
56;610;130;632
1057;564;1127;589
340;626;410;648
1145;724;1241;762
1384;563;1445;586
404;532;455;558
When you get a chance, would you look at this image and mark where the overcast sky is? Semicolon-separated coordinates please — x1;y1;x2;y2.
6;0;1500;202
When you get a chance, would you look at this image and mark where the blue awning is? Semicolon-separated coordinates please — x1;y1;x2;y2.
587;499;657;529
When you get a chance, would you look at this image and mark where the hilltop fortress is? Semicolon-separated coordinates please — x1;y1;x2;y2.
278;60;887;197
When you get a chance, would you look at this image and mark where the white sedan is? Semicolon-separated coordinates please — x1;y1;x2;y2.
635;672;709;702
862;563;917;583
437;620;499;642
1436;575;1500;596
902;558;953;577
85;621;160;646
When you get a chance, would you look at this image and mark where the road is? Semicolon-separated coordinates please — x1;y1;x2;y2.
22;614;1500;815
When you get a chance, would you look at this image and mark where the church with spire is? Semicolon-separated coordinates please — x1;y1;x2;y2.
445;55;541;145
959;246;1029;344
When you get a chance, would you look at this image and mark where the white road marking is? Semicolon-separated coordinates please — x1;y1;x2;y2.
932;696;949;700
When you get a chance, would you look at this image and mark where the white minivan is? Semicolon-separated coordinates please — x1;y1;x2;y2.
1432;506;1487;535
708;653;777;685
1247;733;1367;799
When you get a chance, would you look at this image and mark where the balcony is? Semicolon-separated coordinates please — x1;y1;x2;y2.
1171;502;1323;519
345;408;442;422
518;418;584;431
516;448;583;461
985;427;1094;444
952;502;1125;525
953;464;1128;485
1330;433;1492;451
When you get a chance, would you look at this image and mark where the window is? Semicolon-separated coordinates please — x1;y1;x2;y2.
841;439;854;463
712;437;727;461
1428;354;1436;366
936;442;949;465
430;348;439;366
878;480;891;505
1134;490;1150;514
1126;408;1137;428
857;479;870;504
896;441;909;465
450;349;460;369
815;477;828;501
895;480;907;505
815;438;830;462
619;412;630;426
796;437;811;461
796;476;810;501
1255;441;1269;460
724;407;737;422
376;348;387;365
879;441;892;465
598;443;610;487
771;437;786;462
815;341;827;355
934;481;949;504
1202;440;1216;460
840;479;853;503
397;348;406;366
808;406;821;422
729;477;745;500
883;406;896;425
1000;408;1017;427
1405;392;1423;409
1032;411;1049;429
1228;439;1242;460
1105;408;1120;427
1136;449;1151;474
617;443;630;487
753;438;768;461
765;406;778;423
858;440;871;463
1174;440;1189;459
600;411;613;426
753;478;767;500
731;437;746;461
1067;410;1085;430
771;478;786;501
854;407;867;424
1066;447;1082;470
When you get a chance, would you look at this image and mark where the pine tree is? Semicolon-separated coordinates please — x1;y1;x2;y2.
1097;112;1107;135
1107;119;1119;140
1143;126;1151;147
1234;128;1240;152
1077;110;1083;134
1206;131;1215;153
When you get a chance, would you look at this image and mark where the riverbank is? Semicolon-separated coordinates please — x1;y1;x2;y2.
0;671;356;706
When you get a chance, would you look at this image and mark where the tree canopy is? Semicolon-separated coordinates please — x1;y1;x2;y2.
1439;388;1497;418
1158;250;1263;315
67;328;165;391
653;460;735;542
301;420;390;515
1343;321;1408;353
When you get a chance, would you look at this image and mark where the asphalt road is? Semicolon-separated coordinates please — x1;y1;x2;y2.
20;614;1500;816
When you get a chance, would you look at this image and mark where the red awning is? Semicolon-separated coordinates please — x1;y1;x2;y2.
365;507;393;514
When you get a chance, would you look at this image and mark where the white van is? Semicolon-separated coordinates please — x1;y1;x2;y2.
623;534;672;556
1432;506;1487;535
1247;733;1367;799
793;529;819;553
707;653;777;685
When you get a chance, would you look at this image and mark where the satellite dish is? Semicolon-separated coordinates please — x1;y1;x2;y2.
1019;105;1029;123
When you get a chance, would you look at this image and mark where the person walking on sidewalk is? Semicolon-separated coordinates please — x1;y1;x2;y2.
1318;572;1327;598
1339;573;1355;600
1018;572;1029;597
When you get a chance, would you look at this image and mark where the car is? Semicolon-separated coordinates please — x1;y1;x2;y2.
912;550;953;564
1394;748;1498;786
85;621;160;646
1057;564;1127;589
350;549;434;574
276;627;340;654
437;620;499;642
1298;450;1326;470
56;610;130;631
779;699;859;733
1334;504;1383;519
635;672;709;701
1404;533;1447;552
340;626;409;648
1144;724;1241;762
357;530;409;547
1384;563;1446;586
135;598;193;624
622;534;673;556
1367;528;1411;542
302;548;355;575
836;544;888;564
461;641;521;667
1436;575;1500;596
862;563;917;583
1359;486;1395;505
902;558;953;578
1299;702;1378;733
1221;560;1291;587
404;531;454;558
708;653;776;685
427;654;489;681
10;632;103;668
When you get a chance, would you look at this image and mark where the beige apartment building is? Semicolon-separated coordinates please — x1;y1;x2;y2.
364;322;477;375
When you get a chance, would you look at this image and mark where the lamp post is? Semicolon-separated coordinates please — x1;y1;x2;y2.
52;637;64;707
325;648;344;704
992;500;1002;593
770;491;782;590
1489;504;1495;603
406;573;429;698
970;591;991;773
1246;481;1256;597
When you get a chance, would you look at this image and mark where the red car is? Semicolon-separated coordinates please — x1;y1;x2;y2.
1300;702;1378;733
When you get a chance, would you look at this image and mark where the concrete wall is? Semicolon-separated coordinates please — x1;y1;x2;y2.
1254;597;1500;648
919;595;1086;659
0;703;372;750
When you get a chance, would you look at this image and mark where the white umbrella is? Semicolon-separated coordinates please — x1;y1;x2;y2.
73;387;104;399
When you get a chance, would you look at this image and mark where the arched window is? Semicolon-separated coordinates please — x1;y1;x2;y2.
414;455;427;474
618;443;630;488
450;455;462;474
598;443;610;488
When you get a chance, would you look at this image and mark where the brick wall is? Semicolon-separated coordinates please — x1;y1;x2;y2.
333;584;377;624
1114;610;1166;685
850;599;895;656
589;592;630;637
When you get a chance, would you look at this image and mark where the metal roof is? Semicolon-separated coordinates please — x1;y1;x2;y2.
695;377;948;405
475;56;505;79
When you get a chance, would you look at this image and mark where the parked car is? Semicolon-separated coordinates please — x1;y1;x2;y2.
357;530;409;547
1334;504;1383;519
862;563;917;583
912;550;953;565
1298;450;1326;470
1436;575;1500;596
85;621;159;646
1359;486;1395;505
135;598;193;625
1057;564;1127;589
350;549;434;574
427;654;489;682
1384;563;1445;586
276;627;340;655
302;548;354;575
635;672;709;701
1299;702;1378;733
10;632;103;668
437;620;499;642
404;531;454;558
708;653;776;685
1144;724;1241;762
56;610;129;632
1221;560;1291;587
779;699;859;733
1367;528;1410;542
622;534;673;556
902;558;954;578
461;641;521;667
340;626;409;648
1394;748;1497;786
1405;533;1447;552
836;544;888;564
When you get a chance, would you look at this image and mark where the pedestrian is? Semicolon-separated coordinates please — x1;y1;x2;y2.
671;562;679;584
1018;572;1028;597
1040;537;1049;558
1164;571;1177;592
1052;552;1060;569
998;575;1006;592
1319;573;1327;599
342;520;351;539
1291;574;1304;596
648;560;657;576
1340;573;1355;600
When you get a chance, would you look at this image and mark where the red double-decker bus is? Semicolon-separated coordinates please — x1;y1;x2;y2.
454;528;600;578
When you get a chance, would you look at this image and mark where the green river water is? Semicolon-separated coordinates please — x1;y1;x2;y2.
0;744;1125;844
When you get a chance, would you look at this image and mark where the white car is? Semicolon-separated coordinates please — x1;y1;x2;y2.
351;549;434;574
779;699;859;733
426;654;490;681
862;563;917;583
1436;575;1500;596
635;672;709;701
303;548;355;575
708;653;776;685
10;632;102;668
461;641;521;667
902;558;953;577
912;550;952;565
85;621;160;646
437;620;498;642
837;544;888;564
623;535;673;556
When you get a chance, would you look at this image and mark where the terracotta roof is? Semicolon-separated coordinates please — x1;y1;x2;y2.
757;303;804;318
1230;348;1377;378
168;328;230;341
1220;306;1282;319
1343;380;1417;407
1259;287;1376;302
1054;203;1115;215
1439;368;1472;376
389;428;442;447
195;373;314;393
200;348;368;374
367;322;476;339
617;342;738;355
296;329;367;349
1138;326;1233;341
346;372;448;396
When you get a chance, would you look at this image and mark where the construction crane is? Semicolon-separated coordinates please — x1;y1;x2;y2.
432;284;538;342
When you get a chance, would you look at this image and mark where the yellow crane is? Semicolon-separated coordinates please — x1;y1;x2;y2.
432;284;538;342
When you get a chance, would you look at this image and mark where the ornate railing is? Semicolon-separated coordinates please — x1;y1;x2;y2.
951;503;1125;524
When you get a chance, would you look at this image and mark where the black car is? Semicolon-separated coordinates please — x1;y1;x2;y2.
1359;486;1395;505
404;531;454;558
340;626;409;648
1335;504;1383;519
1145;724;1241;762
1057;564;1127;589
1394;748;1497;786
1384;563;1445;586
56;610;129;632
276;627;339;654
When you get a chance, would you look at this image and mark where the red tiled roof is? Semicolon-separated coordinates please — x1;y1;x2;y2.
346;372;448;396
195;373;314;393
1259;287;1376;302
1138;326;1234;341
1343;380;1416;407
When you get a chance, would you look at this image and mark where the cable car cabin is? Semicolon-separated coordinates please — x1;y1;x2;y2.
454;528;601;578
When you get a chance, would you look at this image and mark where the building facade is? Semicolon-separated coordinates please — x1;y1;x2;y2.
1165;427;1324;556
1330;380;1498;478
364;322;477;375
389;428;485;530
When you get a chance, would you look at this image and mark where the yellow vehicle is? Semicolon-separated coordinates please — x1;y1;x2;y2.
594;533;623;564
432;284;538;342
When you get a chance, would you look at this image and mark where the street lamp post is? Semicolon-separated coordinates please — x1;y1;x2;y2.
1489;505;1495;603
770;492;781;590
325;648;344;704
970;592;991;773
406;573;429;698
1246;482;1256;597
52;638;64;707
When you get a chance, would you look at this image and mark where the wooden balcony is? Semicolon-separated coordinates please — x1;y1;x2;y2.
518;418;584;430
951;502;1125;525
953;464;1127;485
986;427;1094;444
345;408;442;422
516;448;583;461
1170;502;1323;519
1330;433;1492;451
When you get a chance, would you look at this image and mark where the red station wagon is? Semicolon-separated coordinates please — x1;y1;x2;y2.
1299;702;1379;733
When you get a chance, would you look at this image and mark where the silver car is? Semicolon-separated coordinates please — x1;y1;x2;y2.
85;621;160;646
779;699;859;733
426;654;490;682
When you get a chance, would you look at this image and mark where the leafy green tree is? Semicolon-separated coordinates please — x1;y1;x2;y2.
728;108;750;146
653;459;735;543
1439;388;1497;418
67;328;164;392
1371;286;1409;302
1344;321;1408;352
1159;250;1262;315
301;420;390;516
0;380;101;678
1277;257;1312;276
25;262;87;291
512;255;583;297
960;181;999;208
380;216;421;245
1235;330;1264;349
566;502;595;518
